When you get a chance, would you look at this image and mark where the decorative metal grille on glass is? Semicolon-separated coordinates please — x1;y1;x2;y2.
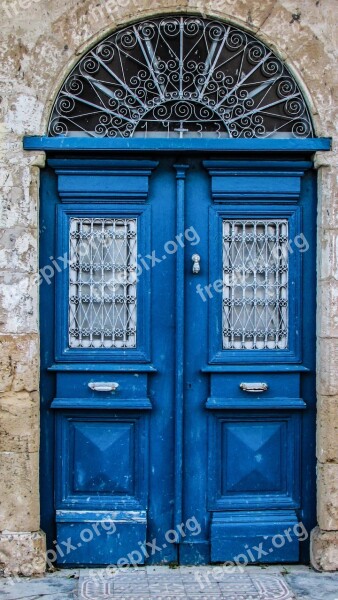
222;220;288;350
49;16;313;139
69;217;137;348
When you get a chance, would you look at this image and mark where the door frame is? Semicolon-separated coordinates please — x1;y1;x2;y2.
27;135;330;563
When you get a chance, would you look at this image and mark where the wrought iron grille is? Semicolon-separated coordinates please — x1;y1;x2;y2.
49;16;313;139
222;219;289;350
68;217;137;348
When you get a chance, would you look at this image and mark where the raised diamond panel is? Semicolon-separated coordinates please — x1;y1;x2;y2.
222;422;283;494
73;421;135;494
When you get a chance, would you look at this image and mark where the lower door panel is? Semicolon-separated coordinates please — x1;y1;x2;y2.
55;411;149;565
56;510;147;565
207;410;302;563
211;511;300;563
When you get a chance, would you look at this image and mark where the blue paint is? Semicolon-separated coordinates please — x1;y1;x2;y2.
24;136;331;152
203;160;311;201
211;511;300;563
56;510;147;565
48;363;157;372
39;149;321;565
208;412;301;511
173;165;189;540
202;364;310;372
48;158;158;201
206;398;306;410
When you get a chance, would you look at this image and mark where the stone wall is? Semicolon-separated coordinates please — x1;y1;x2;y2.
0;0;337;574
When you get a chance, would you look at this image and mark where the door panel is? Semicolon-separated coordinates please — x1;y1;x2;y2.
184;158;315;564
55;203;151;363
40;154;317;565
208;204;302;363
44;158;179;565
207;412;300;509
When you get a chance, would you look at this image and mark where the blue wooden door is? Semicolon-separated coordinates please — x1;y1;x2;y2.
182;158;316;565
39;154;316;565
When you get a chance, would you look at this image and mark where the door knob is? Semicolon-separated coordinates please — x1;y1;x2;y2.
192;254;201;274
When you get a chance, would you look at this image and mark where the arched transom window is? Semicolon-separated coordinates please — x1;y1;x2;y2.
49;16;314;139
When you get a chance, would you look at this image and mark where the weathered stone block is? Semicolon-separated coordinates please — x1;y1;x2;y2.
0;392;39;453
0;150;44;192
0;186;37;230
317;167;338;230
0;530;45;576
0;451;39;531
0;227;37;273
317;463;338;531
190;0;277;29
317;395;338;463
260;3;338;137
4;95;44;137
311;526;338;571
317;281;338;338
0;334;39;393
318;228;338;282
317;337;338;396
0;273;38;334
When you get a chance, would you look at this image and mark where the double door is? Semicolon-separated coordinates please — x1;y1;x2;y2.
40;154;316;565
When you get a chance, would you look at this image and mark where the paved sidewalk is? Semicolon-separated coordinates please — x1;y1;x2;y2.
0;565;337;599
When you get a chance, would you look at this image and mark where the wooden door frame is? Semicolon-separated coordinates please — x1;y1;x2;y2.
31;135;330;562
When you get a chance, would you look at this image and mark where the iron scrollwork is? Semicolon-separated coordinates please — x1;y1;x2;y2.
49;17;314;139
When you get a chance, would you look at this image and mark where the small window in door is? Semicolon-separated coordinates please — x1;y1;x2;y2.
222;219;288;350
68;217;137;349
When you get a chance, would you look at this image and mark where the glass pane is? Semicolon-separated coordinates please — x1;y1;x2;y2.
68;217;137;349
222;219;288;350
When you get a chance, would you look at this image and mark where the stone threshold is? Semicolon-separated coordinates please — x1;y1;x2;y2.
0;565;338;599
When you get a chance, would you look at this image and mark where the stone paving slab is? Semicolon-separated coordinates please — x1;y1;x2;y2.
284;570;338;600
0;570;78;599
0;566;337;599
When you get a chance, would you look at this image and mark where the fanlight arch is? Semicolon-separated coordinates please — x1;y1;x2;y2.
48;16;314;139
